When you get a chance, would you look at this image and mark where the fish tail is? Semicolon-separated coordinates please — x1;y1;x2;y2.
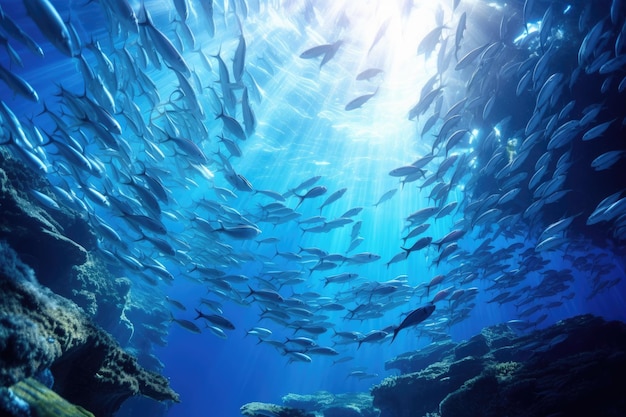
193;308;203;320
246;285;254;298
390;328;399;344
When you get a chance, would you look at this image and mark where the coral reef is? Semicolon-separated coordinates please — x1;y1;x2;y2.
0;242;179;417
372;315;626;417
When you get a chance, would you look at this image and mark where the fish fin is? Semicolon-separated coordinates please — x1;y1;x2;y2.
390;328;399;344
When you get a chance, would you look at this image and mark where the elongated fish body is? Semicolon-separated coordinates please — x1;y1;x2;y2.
23;0;74;56
319;188;347;212
215;221;261;240
295;186;327;208
356;68;383;81
233;34;246;83
0;6;44;56
345;90;377;111
391;303;436;343
300;44;332;59
0;63;38;102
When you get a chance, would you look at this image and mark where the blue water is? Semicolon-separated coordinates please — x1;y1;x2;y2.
1;0;625;416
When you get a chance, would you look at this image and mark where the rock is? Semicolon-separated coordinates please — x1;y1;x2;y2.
0;151;128;331
9;377;95;417
246;392;378;417
0;242;179;417
372;361;452;417
372;314;626;417
324;405;361;417
240;401;315;417
453;334;489;359
283;391;335;410
385;340;455;374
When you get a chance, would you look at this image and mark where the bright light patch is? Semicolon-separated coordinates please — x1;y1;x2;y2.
514;22;540;44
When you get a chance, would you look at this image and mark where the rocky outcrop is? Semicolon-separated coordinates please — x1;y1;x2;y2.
372;315;626;417
241;392;379;417
0;150;128;331
0;241;179;417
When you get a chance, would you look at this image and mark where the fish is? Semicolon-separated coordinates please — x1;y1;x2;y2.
368;19;389;54
390;303;436;343
0;5;44;56
318;188;347;213
140;4;190;76
418;25;445;60
591;150;626;171
233;33;246;83
170;314;202;334
0;63;38;102
214;221;261;240
356;68;384;81
194;309;235;330
455;12;467;60
198;0;214;37
582;119;615;141
401;236;433;257
324;273;358;287
345;89;378;111
300;40;342;68
294;186;327;209
357;330;388;349
23;0;74;56
373;188;397;207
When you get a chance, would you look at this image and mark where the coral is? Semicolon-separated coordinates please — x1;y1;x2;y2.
0;242;179;417
493;361;521;381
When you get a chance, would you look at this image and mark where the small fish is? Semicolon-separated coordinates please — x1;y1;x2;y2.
401;236;433;257
391;303;435;343
0;63;38;102
170;314;202;334
373;188;397;207
194;309;235;330
318;188;347;213
23;0;74;56
214;221;261;240
294;186;327;209
368;19;389;54
356;68;383;81
345;89;378;111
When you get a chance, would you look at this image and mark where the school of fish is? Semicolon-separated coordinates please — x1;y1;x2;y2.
0;0;624;375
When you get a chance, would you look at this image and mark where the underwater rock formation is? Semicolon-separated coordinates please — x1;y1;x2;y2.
0;241;179;417
0;151;129;331
242;391;379;417
6;377;94;417
240;401;316;417
372;315;626;417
